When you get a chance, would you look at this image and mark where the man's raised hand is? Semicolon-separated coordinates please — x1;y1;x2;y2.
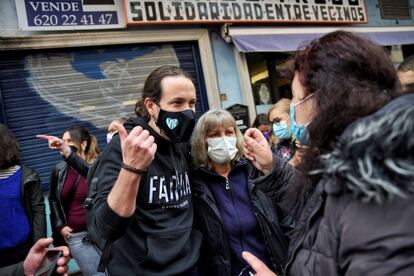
113;122;157;172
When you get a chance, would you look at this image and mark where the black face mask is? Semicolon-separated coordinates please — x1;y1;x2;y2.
156;108;195;143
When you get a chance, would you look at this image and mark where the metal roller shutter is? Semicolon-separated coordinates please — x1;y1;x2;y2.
0;42;209;190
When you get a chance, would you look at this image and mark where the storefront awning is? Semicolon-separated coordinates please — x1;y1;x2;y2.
228;26;414;52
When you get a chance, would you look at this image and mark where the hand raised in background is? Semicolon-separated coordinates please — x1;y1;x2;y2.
36;134;71;158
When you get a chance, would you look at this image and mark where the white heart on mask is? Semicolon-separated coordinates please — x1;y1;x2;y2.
166;117;179;130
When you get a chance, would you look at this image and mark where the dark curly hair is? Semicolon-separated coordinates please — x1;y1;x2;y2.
280;31;400;215
295;31;399;175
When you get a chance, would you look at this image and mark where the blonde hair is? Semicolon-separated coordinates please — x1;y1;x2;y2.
86;135;99;164
267;98;292;146
191;109;244;169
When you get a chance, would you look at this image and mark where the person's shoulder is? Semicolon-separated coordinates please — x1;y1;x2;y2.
20;164;42;186
53;160;67;171
20;164;39;178
123;116;147;131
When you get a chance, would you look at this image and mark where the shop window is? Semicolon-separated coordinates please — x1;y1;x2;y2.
246;52;293;114
379;0;411;20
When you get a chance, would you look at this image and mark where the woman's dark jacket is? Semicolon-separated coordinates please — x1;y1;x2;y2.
20;165;46;244
286;94;414;275
48;151;89;245
191;159;289;276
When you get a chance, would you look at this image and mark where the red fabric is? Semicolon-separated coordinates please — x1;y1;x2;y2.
61;166;87;232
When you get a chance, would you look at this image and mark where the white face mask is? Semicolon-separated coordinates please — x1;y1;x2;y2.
207;137;238;165
106;132;114;144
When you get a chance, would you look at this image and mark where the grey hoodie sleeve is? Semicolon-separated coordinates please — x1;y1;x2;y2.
0;261;24;276
256;154;304;199
255;154;310;233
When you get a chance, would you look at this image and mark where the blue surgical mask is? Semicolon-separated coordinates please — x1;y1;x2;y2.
290;93;314;141
272;121;292;140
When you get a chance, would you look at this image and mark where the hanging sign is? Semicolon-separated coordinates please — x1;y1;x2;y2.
124;0;367;24
16;0;126;30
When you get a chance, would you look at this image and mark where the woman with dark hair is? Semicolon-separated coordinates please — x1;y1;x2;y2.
87;65;202;275
37;126;101;276
0;124;46;269
242;31;414;275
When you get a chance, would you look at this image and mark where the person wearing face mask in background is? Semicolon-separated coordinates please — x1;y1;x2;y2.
106;117;127;144
252;114;271;141
87;65;202;275
190;109;288;276
37;126;101;276
267;99;296;162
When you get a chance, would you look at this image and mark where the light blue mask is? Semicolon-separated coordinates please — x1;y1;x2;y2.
272;121;292;140
290;93;314;141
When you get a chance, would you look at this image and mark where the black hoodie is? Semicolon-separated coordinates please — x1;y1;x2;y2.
89;117;202;276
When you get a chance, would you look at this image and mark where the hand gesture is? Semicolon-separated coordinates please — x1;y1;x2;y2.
23;238;70;276
36;134;71;157
243;128;273;174
242;251;277;276
113;122;157;171
60;226;73;243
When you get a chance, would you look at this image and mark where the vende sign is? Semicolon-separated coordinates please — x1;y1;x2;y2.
124;0;368;24
16;0;126;30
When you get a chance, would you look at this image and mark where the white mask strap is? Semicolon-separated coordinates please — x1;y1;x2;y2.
294;93;314;107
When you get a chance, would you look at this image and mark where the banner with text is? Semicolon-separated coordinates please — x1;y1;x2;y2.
125;0;367;24
16;0;126;30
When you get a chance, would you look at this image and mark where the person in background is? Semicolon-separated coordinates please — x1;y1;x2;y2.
252;113;271;142
267;99;296;162
0;124;46;269
0;238;70;276
243;31;414;275
191;110;288;276
107;117;127;144
37;126;101;276
397;55;414;93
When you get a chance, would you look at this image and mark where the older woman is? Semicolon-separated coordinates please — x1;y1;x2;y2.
0;124;46;269
190;109;288;276
243;31;414;275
